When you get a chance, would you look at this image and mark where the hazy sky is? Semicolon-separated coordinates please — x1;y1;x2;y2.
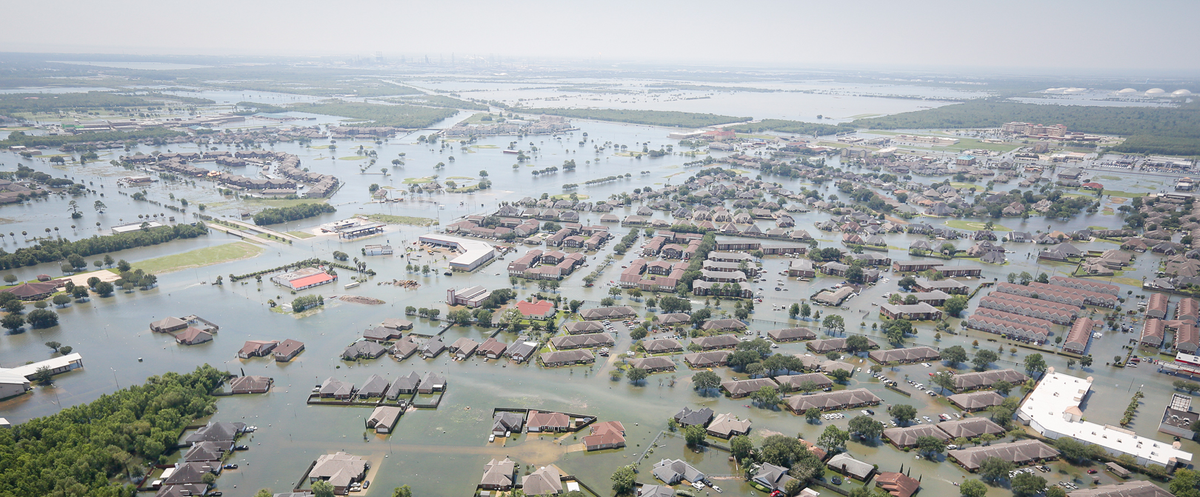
6;0;1198;75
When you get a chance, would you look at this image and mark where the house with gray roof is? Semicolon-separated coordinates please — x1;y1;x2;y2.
319;378;354;399
683;350;730;368
387;372;421;398
417;372;445;394
492;411;525;435
357;374;389;398
342;341;387;361
673;406;714;427
418;337;446;359
752;463;795;492
948;391;1007;412
828;453;876;481
652;458;706;485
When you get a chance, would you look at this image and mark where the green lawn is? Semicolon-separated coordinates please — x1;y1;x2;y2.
366;214;436;226
402;176;434;185
132;242;264;275
241;197;329;208
943;220;1012;232
1102;190;1147;199
287;231;315;239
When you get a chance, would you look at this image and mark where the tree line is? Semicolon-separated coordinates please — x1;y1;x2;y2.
0;128;186;149
729;119;855;137
252;203;336;225
0;223;208;270
520;108;751;128
0;365;225;497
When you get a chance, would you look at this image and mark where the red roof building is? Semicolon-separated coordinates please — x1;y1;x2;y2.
288;272;334;290
875;472;920;497
516;299;555;319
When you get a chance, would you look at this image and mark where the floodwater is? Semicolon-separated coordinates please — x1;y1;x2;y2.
0;84;1190;496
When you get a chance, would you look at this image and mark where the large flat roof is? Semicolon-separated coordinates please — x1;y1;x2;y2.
1019;371;1191;467
419;234;494;268
3;353;83;379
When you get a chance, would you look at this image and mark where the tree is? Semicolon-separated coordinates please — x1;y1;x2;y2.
312;480;335;497
627;367;648;385
59;346;72;355
117;259;131;272
972;350;998;371
916;435;946;457
27;309;58;328
848;415;884;441
730;435;753;460
1024;353;1048;377
683;424;707;447
789;303;800;319
94;281;114;296
255;490;274;497
751;386;780;408
1046;487;1068;497
979;456;1015;483
1010;472;1047;497
960;479;988;497
103;254;114;267
611;465;636;495
829;369;852;383
885;319;912;344
3;274;16;284
993;380;1013;396
692;371;720;393
52;294;72;307
942;345;968;367
45;341;61;352
1018;271;1033;285
1;313;24;332
3;299;25;314
1170;468;1200;497
932;372;956;393
845;335;872;353
943;295;968;317
823;314;845;334
805;408;821;423
31;366;53;386
890;404;917;425
817;425;849;453
1054;437;1094;463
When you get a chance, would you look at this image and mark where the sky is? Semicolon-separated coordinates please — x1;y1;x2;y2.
4;0;1199;76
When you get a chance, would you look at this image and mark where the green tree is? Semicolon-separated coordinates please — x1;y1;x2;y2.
789;303;800;319
730;434;753;460
972;350;999;371
890;404;917;425
817;425;849;453
255;490;274;497
31;366;53;386
845;335;872;353
942;345;968;367
960;479;987;497
45;341;61;352
1024;353;1048;377
751;385;780;407
978;456;1015;483
829;369;852;383
885;319;912;344
805;408;821;423
683;424;707;447
1046;487;1068;497
916;435;946;457
627;367;648;385
1;313;24;332
993;380;1013;396
823;314;845;334
52;294;72;307
27;309;59;328
943;295;968;317
611;465;636;495
1010;472;1047;497
3;299;25;314
1081;355;1094;368
848;415;884;441
800;303;811;318
692;371;721;393
312;480;335;497
1170;468;1200;497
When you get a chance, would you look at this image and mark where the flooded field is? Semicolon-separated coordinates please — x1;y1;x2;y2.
0;84;1193;496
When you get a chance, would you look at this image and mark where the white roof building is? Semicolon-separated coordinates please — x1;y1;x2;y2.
1018;371;1192;469
2;353;84;380
418;234;495;271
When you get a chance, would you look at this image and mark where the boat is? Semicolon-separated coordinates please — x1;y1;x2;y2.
344;282;361;289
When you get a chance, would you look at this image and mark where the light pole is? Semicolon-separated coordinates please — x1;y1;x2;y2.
111;368;120;390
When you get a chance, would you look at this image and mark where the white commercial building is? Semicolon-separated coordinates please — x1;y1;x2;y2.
2;353;84;380
418;234;495;271
0;370;31;399
1018;371;1192;469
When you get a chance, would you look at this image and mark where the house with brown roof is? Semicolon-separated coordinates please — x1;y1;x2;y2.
229;375;272;394
477;337;508;359
768;327;816;342
308;452;368;494
948;439;1059;471
720;378;777;398
583;421;626;451
630;356;676;373
948;391;1007;412
527;410;572;432
449;337;480;359
480;457;517;491
786;389;882;412
522;465;565;496
691;335;740;350
238;340;278;359
642;338;684;354
175;327;213;346
273;339;305;362
150;316;189;333
683;351;730;368
875;472;921;497
1;281;60;301
706;412;751;438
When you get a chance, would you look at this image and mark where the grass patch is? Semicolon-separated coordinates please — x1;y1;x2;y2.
1096;175;1123;181
520;108;749;127
402;177;434;185
236;198;329;210
366;214;436;226
132;242;264;275
287;231;315;239
948;182;985;191
550;194;590;200
943;220;1012;232
1102;190;1147;199
1111;277;1142;287
337;155;369;161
